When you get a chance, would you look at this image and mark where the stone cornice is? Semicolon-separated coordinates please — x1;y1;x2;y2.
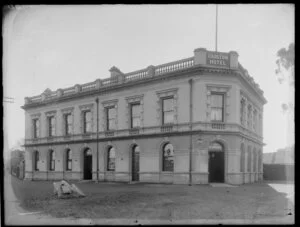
22;65;266;110
24;129;264;148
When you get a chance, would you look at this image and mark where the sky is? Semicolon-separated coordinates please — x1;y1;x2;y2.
3;4;294;156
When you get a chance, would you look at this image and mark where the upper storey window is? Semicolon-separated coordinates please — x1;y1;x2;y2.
102;99;118;131
206;84;231;123
64;113;73;135
48;116;55;137
45;111;56;137
61;107;74;136
131;103;141;128
210;94;224;122
156;88;178;126
107;107;117;130
83;110;92;133
125;95;144;129
79;104;94;134
162;97;174;125
33;118;40;138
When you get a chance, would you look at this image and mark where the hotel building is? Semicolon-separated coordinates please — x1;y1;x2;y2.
22;47;266;184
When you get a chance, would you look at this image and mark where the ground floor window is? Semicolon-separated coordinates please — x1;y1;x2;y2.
107;146;116;171
49;150;55;171
66;149;72;171
34;150;39;171
162;143;174;172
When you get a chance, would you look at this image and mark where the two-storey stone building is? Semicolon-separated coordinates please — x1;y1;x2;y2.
22;47;267;185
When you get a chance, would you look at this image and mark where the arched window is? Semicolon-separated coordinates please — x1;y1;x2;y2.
66;149;72;171
162;143;174;172
49;150;55;171
133;145;140;154
247;146;252;172
34;150;39;171
107;146;116;171
240;144;245;172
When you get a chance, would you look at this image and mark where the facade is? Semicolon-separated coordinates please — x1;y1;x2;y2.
22;47;267;185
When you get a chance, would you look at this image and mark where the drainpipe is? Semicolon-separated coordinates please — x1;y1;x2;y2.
95;97;99;182
189;79;193;186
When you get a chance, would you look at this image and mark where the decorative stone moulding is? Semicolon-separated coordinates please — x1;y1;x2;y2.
229;51;239;69
109;66;123;78
45;110;57;117
56;89;63;97
95;79;102;89
61;107;74;114
31;113;41;119
193;48;207;65
79;103;94;111
147;65;156;77
74;84;81;93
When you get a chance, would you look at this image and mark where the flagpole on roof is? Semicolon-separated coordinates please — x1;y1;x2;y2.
215;4;218;52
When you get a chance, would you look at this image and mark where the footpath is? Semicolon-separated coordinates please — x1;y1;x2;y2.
4;172;92;225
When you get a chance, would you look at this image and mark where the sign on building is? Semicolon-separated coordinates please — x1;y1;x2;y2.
207;51;230;67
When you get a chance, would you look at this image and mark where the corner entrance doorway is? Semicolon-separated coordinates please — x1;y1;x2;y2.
208;142;225;183
132;145;140;181
83;148;92;180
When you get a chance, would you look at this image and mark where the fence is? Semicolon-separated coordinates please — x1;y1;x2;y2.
11;161;25;180
263;164;294;181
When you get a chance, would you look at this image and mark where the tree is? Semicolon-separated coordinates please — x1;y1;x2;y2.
275;43;294;113
275;43;294;148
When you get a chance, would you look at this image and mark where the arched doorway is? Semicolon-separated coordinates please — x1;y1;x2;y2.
83;148;92;180
208;142;225;183
132;145;140;181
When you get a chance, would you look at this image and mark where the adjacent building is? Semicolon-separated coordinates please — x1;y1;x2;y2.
22;47;267;184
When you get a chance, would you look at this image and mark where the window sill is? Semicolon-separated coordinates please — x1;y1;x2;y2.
129;128;140;135
105;131;115;137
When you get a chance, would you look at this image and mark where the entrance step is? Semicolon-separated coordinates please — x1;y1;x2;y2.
128;181;140;184
210;183;237;187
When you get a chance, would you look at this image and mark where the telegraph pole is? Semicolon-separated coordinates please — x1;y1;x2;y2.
3;96;14;175
95;97;99;182
215;4;218;52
